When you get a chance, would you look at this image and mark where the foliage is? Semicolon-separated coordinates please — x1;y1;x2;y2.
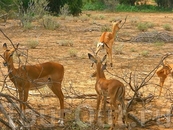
47;0;67;14
59;4;70;16
82;1;106;10
137;22;149;32
47;0;82;16
16;0;49;27
69;49;77;57
163;24;172;31
42;15;60;30
0;0;16;11
155;0;173;8
67;0;83;16
26;39;39;49
115;4;172;12
118;0;136;6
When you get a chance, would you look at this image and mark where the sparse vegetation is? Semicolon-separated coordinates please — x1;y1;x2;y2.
69;49;77;57
91;14;106;20
114;44;124;54
137;22;149;31
58;40;73;46
101;25;111;32
140;50;149;57
79;15;90;22
153;41;165;47
163;24;172;31
42;15;60;30
26;40;39;49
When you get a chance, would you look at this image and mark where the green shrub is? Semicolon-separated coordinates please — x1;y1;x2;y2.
68;0;82;16
69;49;77;57
140;50;149;57
23;21;32;29
153;41;165;47
42;15;60;30
27;40;39;49
59;4;70;17
101;25;111;32
82;1;106;10
18;0;49;27
163;24;172;31
58;40;73;46
137;22;148;31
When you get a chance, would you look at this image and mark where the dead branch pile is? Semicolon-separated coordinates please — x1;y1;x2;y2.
131;31;173;43
0;92;60;130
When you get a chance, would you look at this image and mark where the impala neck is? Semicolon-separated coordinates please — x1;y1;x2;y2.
7;59;16;76
96;62;106;80
112;24;119;38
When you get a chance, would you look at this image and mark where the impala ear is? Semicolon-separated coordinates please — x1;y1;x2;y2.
102;63;107;70
3;43;7;50
88;53;97;63
101;55;107;63
16;43;19;49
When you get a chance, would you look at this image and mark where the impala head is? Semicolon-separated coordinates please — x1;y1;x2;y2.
88;53;107;77
157;60;172;77
2;43;18;66
112;20;122;30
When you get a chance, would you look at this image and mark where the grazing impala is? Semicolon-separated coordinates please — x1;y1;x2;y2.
156;61;173;96
88;53;126;129
95;20;122;67
1;43;65;126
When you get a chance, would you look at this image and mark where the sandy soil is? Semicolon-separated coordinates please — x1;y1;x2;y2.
0;11;173;130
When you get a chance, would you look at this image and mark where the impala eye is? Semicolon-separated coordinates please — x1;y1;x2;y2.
10;53;13;57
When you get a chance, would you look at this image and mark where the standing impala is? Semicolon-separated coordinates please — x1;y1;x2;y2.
156;61;173;96
88;53;126;129
95;20;122;67
1;43;65;126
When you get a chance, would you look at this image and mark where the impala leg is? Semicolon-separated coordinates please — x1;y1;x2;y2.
95;94;101;124
120;99;126;126
18;89;24;111
159;77;166;96
103;95;107;124
110;102;119;130
23;88;29;112
51;83;64;126
109;50;113;67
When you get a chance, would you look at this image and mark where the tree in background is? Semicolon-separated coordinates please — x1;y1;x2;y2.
118;0;137;6
67;0;83;16
18;0;83;16
47;0;67;15
0;0;17;13
155;0;173;8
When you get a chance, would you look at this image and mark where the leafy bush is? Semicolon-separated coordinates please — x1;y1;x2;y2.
137;22;148;32
60;4;70;17
82;1;106;10
155;0;173;8
27;40;39;49
67;0;82;16
163;24;172;31
115;4;172;12
42;15;60;30
17;0;49;27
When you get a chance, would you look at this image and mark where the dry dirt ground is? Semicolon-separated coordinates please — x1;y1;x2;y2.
0;11;173;130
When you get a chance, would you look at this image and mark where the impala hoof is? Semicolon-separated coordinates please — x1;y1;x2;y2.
58;119;64;127
110;63;113;67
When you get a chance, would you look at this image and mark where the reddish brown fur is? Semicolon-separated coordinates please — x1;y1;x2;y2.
95;20;122;67
2;43;65;124
157;62;173;96
88;53;126;129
